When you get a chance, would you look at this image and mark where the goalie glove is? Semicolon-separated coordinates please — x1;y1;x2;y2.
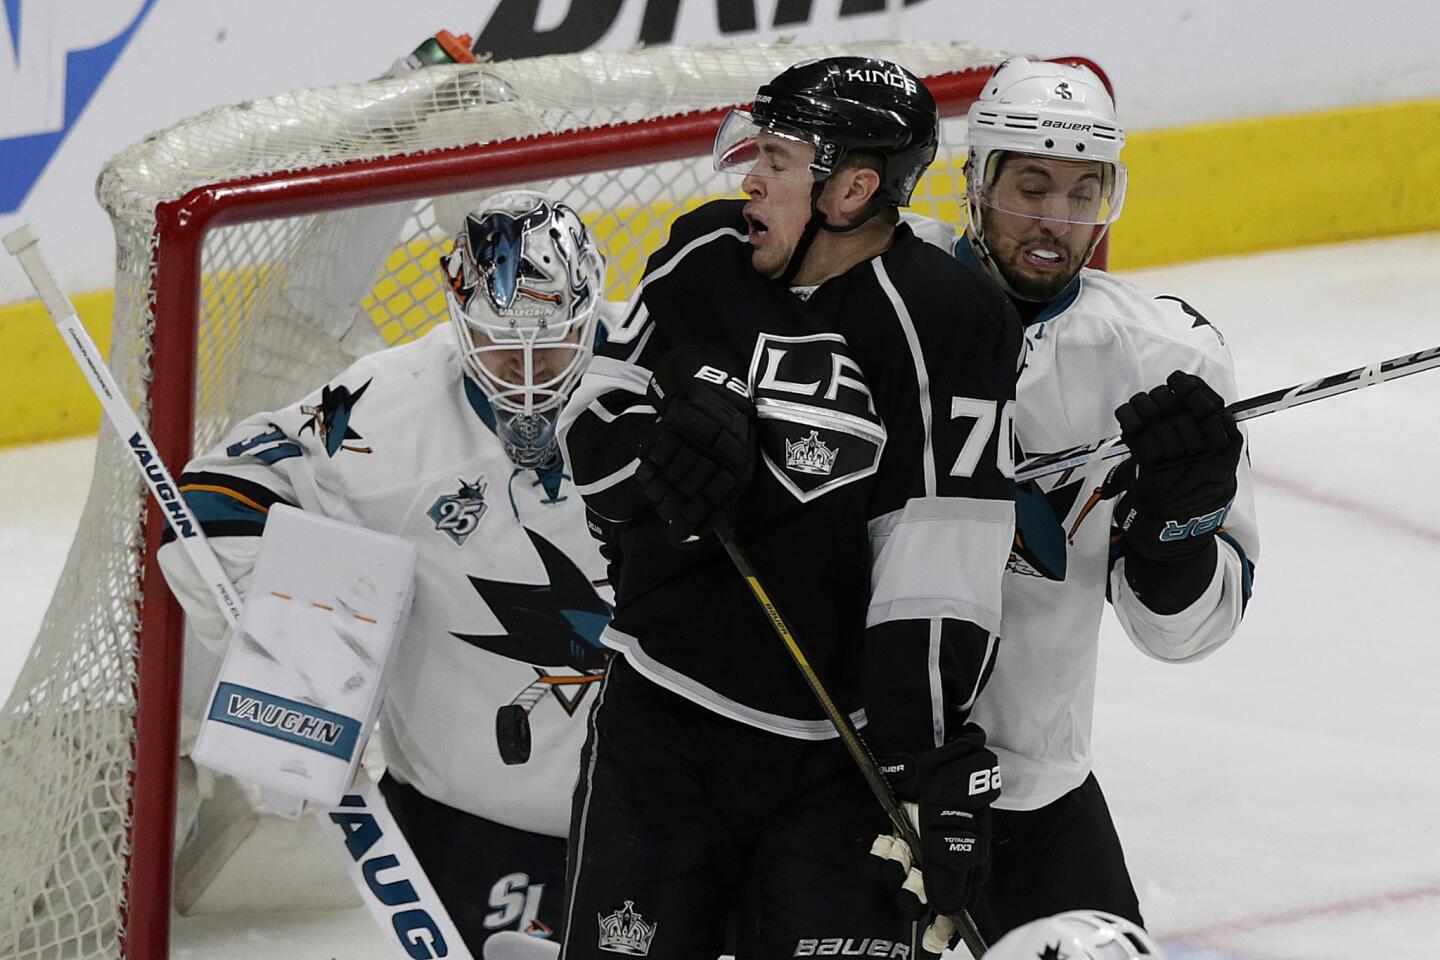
870;725;1000;953
1105;370;1243;562
635;346;757;545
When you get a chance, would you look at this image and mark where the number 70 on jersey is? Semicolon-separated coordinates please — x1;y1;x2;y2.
949;397;1016;479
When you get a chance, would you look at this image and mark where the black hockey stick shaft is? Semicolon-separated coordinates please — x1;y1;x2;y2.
715;523;987;959
1015;344;1440;483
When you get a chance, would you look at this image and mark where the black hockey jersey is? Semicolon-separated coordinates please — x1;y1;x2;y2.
558;200;1020;759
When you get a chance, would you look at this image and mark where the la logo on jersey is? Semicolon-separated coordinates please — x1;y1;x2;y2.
746;332;886;503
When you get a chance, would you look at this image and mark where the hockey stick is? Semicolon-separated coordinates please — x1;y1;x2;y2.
714;521;987;959
1;230;239;649
4;224;476;960
1015;345;1440;483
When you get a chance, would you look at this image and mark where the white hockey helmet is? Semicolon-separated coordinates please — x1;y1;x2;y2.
965;58;1127;283
442;190;605;467
984;911;1166;960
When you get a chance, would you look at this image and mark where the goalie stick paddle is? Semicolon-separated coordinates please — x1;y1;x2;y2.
715;521;988;960
4;224;477;960
1015;345;1440;483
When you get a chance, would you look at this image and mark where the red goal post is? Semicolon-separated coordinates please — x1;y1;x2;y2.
0;41;1108;960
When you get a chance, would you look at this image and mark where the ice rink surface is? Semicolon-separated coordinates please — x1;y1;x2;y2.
2;232;1438;959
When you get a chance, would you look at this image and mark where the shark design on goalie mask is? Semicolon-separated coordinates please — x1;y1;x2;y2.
452;200;561;314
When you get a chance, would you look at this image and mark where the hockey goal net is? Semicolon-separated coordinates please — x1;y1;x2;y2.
0;40;1104;959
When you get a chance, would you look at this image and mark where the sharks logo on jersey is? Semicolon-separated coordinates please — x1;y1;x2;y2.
429;477;490;545
745;332;886;503
299;379;373;457
453;527;611;763
1008;475;1101;581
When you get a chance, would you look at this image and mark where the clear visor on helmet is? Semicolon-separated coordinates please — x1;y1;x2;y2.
973;153;1126;227
713;109;821;182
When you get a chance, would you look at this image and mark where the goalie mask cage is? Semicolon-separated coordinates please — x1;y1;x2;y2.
0;41;1106;959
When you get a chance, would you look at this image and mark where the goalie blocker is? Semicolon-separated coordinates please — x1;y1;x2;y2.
192;504;416;804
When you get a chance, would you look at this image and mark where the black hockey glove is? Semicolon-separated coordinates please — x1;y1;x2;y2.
1105;370;1243;562
870;725;999;933
634;346;757;545
585;507;624;589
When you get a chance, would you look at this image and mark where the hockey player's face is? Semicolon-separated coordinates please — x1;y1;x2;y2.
473;330;583;388
982;156;1105;300
740;134;818;279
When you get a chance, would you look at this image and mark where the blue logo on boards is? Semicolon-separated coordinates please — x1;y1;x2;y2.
207;681;362;760
0;0;158;214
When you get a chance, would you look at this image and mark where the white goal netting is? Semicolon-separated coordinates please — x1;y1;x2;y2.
0;39;1019;959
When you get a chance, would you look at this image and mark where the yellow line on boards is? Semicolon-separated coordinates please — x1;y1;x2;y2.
0;289;115;447
3;97;1438;447
1110;97;1440;269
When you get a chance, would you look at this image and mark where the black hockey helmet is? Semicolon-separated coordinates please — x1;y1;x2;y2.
736;56;939;206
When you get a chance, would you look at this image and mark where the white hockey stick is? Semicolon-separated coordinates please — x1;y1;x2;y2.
1015;345;1440;483
5;224;475;960
3;225;240;650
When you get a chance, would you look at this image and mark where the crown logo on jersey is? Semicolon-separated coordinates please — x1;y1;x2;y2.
597;901;657;955
784;430;838;476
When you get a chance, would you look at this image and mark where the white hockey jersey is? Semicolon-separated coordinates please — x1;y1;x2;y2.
939;234;1260;811
158;326;611;837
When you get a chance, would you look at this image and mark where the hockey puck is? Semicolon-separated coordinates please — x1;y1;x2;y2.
496;704;532;765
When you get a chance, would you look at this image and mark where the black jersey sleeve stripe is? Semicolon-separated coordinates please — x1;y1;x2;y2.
558;223;738;525
622;310;656;363
177;471;296;513
872;258;937;494
860;241;1021;759
631;227;746;301
558;354;658;522
602;225;746;349
862;618;999;753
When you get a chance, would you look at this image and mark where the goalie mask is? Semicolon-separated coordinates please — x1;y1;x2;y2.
964;57;1127;296
443;191;604;467
984;911;1167;960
